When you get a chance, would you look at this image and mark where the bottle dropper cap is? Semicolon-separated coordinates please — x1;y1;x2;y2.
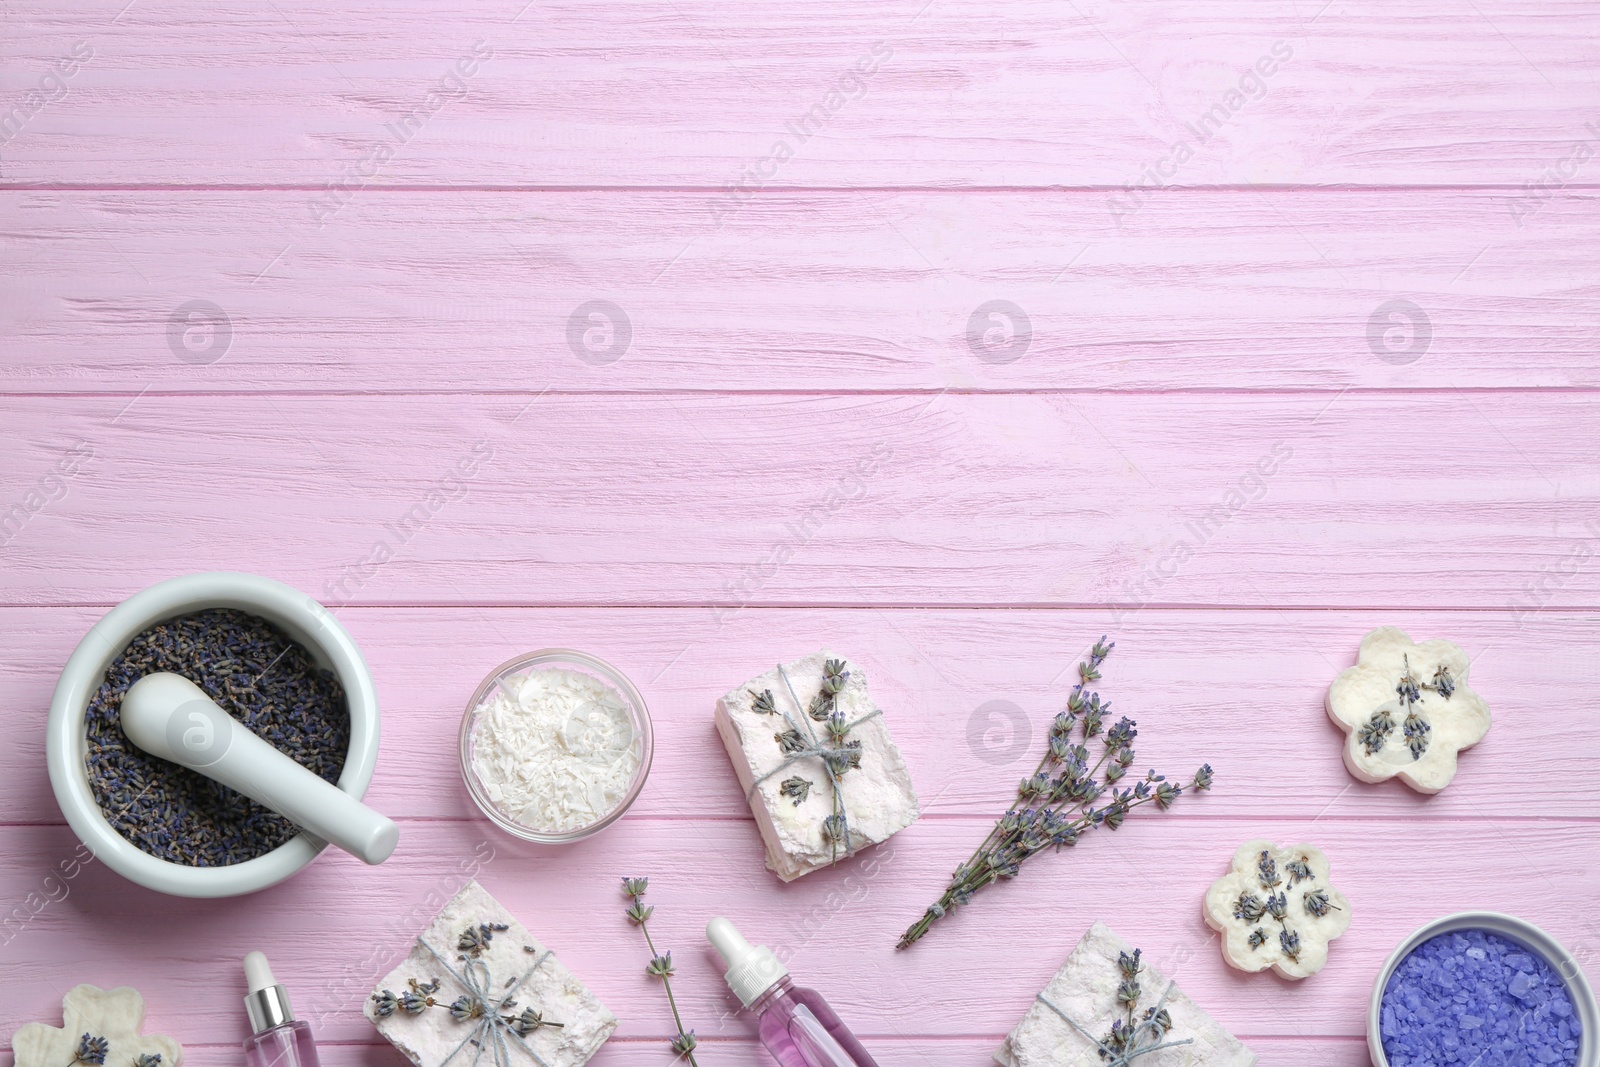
243;951;295;1034
706;917;787;1008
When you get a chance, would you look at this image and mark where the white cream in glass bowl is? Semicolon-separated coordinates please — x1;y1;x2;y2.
459;649;652;842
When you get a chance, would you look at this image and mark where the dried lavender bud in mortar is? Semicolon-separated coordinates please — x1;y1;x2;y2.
83;609;349;868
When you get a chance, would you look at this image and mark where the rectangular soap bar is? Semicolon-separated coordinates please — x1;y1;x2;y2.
715;650;920;882
996;922;1256;1067
365;879;617;1067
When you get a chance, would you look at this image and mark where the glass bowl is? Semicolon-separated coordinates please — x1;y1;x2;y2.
1368;911;1598;1067
459;649;653;843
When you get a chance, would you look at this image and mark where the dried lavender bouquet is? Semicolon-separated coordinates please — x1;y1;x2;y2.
898;639;1213;949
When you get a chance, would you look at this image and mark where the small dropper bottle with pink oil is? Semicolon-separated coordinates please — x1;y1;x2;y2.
242;952;322;1067
707;918;881;1067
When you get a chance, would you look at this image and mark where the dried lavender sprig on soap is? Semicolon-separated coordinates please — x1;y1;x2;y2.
367;941;564;1034
897;639;1214;949
624;878;701;1064
1099;948;1185;1060
73;1035;109;1066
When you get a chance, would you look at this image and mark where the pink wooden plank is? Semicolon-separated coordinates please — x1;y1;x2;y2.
0;2;1594;1063
1;0;1597;186
3;190;1597;393
2;606;1595;823
0;392;1594;609
598;1035;1378;1067
597;1035;1377;1067
0;819;1594;1046
0;1035;1373;1067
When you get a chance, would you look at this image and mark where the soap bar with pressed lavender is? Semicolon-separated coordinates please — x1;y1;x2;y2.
1203;840;1351;980
12;986;183;1067
365;880;617;1067
1326;626;1490;793
995;922;1256;1067
715;651;920;882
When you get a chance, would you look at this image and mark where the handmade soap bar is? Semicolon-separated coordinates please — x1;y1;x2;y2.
995;922;1255;1067
1326;626;1490;793
365;880;617;1067
715;651;919;882
12;985;183;1067
1203;840;1350;980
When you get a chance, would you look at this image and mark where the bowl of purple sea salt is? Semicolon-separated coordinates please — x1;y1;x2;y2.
1370;912;1597;1067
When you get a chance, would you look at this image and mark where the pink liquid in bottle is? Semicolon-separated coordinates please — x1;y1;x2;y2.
708;918;880;1067
244;1020;322;1067
242;952;323;1067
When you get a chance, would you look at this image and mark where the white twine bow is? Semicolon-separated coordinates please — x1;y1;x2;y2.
745;663;883;858
418;938;557;1067
1036;979;1194;1066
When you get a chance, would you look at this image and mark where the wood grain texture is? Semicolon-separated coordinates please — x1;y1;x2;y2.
4;189;1599;394
5;0;1600;1063
0;392;1595;608
3;820;1596;1048
2;0;1599;187
1;606;1595;824
0;1037;1373;1067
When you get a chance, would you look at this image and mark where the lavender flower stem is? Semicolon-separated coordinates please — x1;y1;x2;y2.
897;639;1212;949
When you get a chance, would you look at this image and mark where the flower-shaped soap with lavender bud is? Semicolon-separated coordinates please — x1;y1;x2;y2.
1204;841;1350;980
1326;627;1490;793
365;879;617;1067
11;985;183;1067
715;651;919;882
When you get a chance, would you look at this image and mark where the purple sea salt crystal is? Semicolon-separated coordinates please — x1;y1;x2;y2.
1380;929;1582;1067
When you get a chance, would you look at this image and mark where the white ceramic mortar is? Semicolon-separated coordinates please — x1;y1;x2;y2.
1369;911;1598;1067
46;572;381;897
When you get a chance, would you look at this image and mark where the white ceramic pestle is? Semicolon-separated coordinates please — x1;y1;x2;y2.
120;672;399;865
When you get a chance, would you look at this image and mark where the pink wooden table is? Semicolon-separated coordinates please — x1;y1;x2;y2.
4;2;1599;1063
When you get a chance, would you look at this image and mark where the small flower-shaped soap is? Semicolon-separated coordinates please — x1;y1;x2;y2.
1326;626;1490;793
11;985;183;1067
1203;840;1350;980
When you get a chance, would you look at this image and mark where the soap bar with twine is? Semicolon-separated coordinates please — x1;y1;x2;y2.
715;651;920;882
995;922;1256;1067
365;880;617;1067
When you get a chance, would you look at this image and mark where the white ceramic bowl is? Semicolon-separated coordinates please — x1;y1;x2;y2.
459;649;652;843
46;572;381;898
1369;911;1598;1067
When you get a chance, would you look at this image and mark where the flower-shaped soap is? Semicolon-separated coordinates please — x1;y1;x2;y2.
11;985;183;1067
1203;840;1350;980
1326;627;1490;793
